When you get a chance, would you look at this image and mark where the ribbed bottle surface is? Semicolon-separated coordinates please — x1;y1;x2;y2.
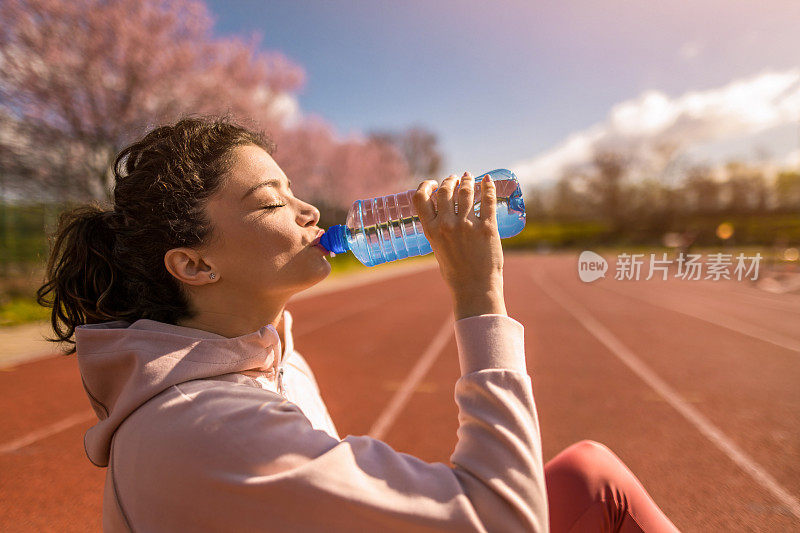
343;169;526;267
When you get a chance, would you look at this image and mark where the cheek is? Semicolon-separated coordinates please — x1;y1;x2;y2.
248;221;298;261
215;213;301;273
212;221;269;266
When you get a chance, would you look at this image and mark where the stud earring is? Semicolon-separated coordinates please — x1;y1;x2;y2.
209;273;216;279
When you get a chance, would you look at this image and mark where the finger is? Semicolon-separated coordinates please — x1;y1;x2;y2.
436;174;459;219
412;179;438;224
457;172;475;220
478;174;497;225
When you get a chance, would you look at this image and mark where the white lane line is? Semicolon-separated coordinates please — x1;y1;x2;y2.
699;285;800;314
0;410;95;454
677;278;800;308
597;283;800;354
674;285;800;316
290;259;437;302
368;315;454;440
530;270;800;521
613;278;800;316
293;293;399;338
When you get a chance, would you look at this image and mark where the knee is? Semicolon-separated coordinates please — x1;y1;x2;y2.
545;440;626;490
562;439;616;465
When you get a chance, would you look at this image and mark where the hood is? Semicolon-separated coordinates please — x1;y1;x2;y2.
75;309;296;467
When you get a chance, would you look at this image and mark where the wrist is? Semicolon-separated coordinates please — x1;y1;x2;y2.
452;287;507;320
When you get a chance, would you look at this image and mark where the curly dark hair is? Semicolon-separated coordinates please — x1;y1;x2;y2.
35;115;276;355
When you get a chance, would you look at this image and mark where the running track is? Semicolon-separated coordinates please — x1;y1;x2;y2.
1;252;798;532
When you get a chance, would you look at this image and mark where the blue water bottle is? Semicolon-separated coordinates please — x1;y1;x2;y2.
318;169;526;267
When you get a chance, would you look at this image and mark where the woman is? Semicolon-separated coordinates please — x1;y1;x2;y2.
37;116;680;532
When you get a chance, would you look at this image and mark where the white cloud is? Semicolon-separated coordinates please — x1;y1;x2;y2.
784;149;800;167
513;69;800;186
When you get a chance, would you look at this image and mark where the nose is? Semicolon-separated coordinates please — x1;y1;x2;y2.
297;198;320;228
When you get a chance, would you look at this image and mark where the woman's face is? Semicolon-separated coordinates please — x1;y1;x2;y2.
198;144;331;300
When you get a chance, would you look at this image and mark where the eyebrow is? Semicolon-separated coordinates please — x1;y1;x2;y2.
241;178;292;200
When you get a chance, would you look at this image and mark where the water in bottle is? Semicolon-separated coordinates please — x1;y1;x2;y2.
317;169;526;267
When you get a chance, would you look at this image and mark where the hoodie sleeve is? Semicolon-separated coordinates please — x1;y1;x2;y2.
112;314;548;533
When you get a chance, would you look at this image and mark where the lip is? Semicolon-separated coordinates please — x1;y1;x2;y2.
310;229;325;247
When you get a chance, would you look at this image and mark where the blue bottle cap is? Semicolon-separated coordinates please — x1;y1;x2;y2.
319;225;349;254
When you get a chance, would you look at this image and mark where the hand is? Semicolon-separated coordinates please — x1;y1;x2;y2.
412;172;506;319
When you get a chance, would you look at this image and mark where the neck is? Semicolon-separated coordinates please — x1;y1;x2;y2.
178;305;287;346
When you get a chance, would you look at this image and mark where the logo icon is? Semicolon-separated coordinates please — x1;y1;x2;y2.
578;251;607;282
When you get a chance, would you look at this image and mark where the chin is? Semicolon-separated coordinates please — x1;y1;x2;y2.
314;258;332;279
295;258;332;292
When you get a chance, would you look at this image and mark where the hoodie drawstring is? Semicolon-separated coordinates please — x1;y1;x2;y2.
277;366;286;397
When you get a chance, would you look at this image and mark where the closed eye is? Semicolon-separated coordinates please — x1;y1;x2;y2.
261;204;285;210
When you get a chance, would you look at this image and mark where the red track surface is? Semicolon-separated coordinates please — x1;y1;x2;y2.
1;252;798;531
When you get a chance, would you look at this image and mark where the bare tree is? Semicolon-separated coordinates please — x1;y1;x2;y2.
552;167;590;219
368;125;443;183
775;171;800;211
587;150;628;232
724;162;768;213
683;166;720;214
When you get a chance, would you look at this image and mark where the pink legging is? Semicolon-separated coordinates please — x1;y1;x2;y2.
545;440;681;532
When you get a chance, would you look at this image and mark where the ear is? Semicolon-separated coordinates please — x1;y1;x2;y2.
164;247;217;286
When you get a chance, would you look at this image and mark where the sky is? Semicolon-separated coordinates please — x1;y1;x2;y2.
205;0;800;188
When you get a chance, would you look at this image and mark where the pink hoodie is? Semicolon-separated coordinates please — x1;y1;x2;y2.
76;310;549;532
